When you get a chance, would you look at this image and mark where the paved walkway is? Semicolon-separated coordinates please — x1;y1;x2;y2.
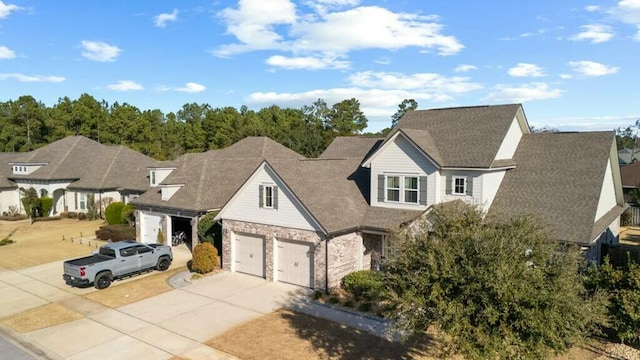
0;257;393;360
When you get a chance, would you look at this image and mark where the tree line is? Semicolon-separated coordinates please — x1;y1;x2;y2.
0;95;417;159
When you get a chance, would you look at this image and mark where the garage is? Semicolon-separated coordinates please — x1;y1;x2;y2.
171;216;193;249
140;213;162;244
234;233;265;278
277;240;313;288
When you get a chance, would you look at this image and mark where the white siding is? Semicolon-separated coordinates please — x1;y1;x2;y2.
595;160;618;221
440;170;482;206
150;168;174;187
219;165;320;232
0;189;18;215
480;170;507;212
161;185;182;201
494;116;523;160
370;134;438;210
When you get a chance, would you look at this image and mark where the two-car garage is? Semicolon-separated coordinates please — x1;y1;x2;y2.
233;233;313;288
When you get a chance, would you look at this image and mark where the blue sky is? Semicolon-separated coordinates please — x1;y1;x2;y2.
0;0;639;133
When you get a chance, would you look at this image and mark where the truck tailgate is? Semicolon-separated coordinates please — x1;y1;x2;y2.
63;262;82;277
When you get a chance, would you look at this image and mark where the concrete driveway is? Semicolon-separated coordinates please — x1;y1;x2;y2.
0;260;310;360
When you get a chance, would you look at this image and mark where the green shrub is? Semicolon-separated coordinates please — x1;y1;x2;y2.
95;224;136;242
198;211;222;253
343;300;355;308
329;297;340;304
0;238;15;246
121;204;135;225
191;242;220;274
358;302;372;312
342;270;384;301
585;257;640;344
313;290;324;300
86;194;99;220
77;212;87;220
39;197;53;217
105;202;126;224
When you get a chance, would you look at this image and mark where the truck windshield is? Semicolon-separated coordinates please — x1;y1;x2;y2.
98;247;116;258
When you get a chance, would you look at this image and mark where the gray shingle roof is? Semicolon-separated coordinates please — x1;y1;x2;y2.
489;131;619;245
131;137;305;213
620;161;640;188
0;153;20;189
8;136;157;191
395;104;523;168
319;137;384;160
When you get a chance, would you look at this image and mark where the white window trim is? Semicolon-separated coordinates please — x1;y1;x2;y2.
385;174;420;204
263;185;274;209
452;176;467;195
79;192;87;210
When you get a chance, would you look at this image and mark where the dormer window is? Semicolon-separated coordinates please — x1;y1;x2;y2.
12;165;28;174
379;175;425;205
151;171;156;185
259;184;278;209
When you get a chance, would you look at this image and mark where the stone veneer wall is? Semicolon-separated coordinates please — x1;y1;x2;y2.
222;220;326;290
327;232;364;290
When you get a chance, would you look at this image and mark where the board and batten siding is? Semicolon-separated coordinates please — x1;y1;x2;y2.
594;159;618;221
219;164;321;232
370;134;438;210
440;170;482;206
494;116;523;160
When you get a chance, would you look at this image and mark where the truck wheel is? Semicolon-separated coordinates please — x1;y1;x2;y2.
156;257;171;271
95;273;112;289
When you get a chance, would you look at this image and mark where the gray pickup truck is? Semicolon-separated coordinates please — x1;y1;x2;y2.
63;240;173;289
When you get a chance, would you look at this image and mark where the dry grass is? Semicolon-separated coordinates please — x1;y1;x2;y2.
0;219;107;269
1;303;83;333
208;309;440;360
84;266;188;307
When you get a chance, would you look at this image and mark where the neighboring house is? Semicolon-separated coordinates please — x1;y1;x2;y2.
134;104;623;291
618;148;640;165
0;136;156;216
620;161;640;203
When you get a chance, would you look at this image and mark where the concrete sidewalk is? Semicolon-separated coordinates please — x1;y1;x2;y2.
1;263;393;360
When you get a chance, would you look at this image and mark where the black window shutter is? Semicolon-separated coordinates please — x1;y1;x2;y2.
445;175;452;194
377;175;385;202
258;185;264;208
466;177;473;196
273;186;279;209
419;176;428;205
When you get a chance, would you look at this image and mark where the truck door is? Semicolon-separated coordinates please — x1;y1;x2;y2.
134;244;157;269
117;246;139;276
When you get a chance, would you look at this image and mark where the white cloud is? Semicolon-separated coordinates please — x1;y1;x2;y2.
176;82;206;93
568;60;619;76
454;64;477;73
348;71;482;93
483;82;563;103
0;1;21;19
266;55;350;69
508;63;545;77
569;24;614;43
215;1;463;62
154;9;178;28
107;80;143;91
0;73;65;82
612;0;640;24
81;40;122;62
585;5;600;12
0;45;15;59
536;114;640;132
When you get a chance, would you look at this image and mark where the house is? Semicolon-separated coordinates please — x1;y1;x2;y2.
0;136;156;216
620;161;640;204
618;148;640;165
133;104;623;291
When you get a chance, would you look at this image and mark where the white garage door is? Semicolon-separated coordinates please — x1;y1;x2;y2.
277;240;313;288
235;233;265;278
141;213;162;244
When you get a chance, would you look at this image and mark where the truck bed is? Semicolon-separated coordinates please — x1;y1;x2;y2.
64;254;113;266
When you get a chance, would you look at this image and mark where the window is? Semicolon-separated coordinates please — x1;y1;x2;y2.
79;193;87;210
386;176;400;202
259;185;278;209
151;171;156;185
383;175;423;204
404;177;418;203
135;245;152;254
40;189;48;198
453;177;466;195
119;247;136;257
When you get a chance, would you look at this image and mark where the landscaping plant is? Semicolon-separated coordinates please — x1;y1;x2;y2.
191;242;220;274
380;201;607;360
105;202;126;224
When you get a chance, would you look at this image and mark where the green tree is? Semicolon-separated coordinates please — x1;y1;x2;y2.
20;187;39;224
327;98;367;136
381;201;606;360
391;98;417;128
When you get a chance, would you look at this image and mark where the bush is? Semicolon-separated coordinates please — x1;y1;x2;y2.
77;212;87;220
585;257;640;344
342;270;384;301
344;300;355;308
314;290;324;300
67;212;78;218
105;202;126;224
621;208;632;226
191;242;220;274
121;204;135;225
39;197;53;217
359;302;372;312
95;224;136;242
329;297;340;304
0;214;27;221
86;194;99;220
198;211;222;253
